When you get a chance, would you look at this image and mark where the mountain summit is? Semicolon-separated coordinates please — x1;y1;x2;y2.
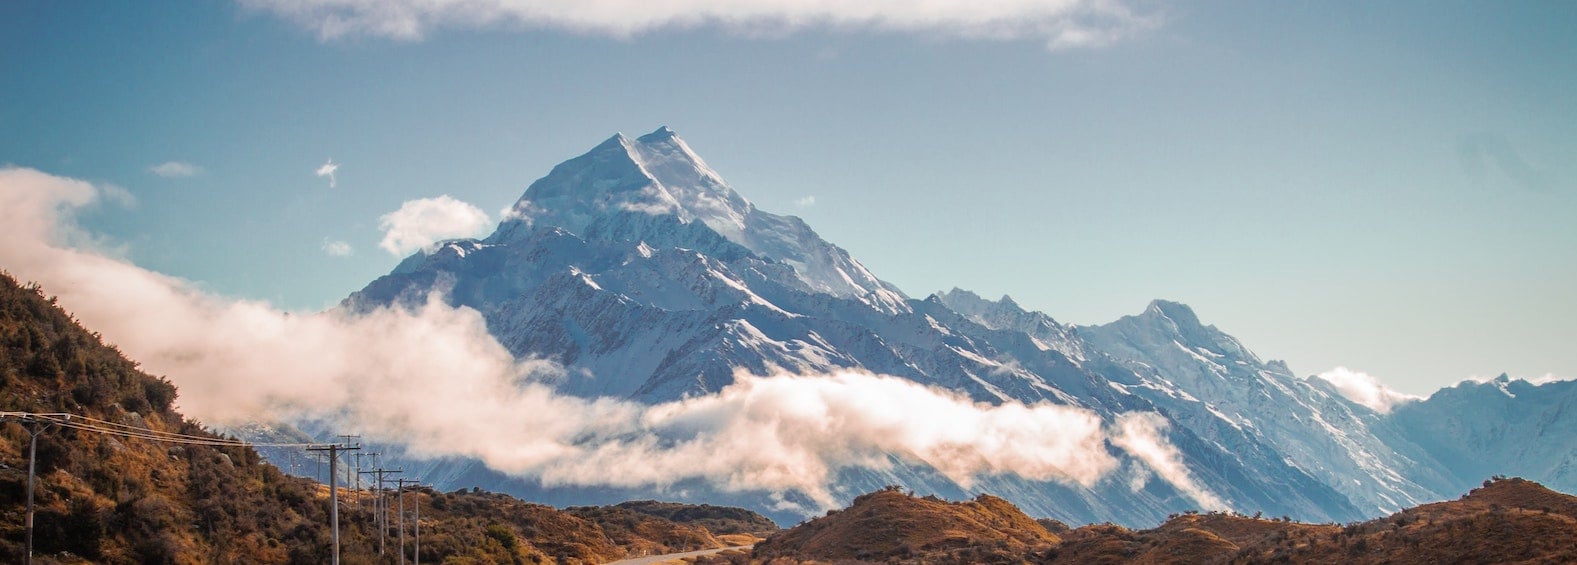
495;126;742;239
491;127;905;311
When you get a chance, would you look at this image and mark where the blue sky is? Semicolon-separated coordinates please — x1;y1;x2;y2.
2;1;1573;395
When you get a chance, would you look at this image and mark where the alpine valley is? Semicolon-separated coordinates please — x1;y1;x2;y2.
263;127;1575;528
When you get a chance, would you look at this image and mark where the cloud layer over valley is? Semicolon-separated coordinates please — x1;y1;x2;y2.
0;166;1218;510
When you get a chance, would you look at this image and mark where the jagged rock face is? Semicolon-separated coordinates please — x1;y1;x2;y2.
334;127;1562;528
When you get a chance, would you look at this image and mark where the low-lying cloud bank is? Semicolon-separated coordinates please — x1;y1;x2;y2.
0;166;1219;510
240;0;1158;50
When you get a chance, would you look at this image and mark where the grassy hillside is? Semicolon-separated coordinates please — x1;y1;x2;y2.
726;477;1577;564
751;487;1060;563
0;272;330;563
0;272;770;563
580;500;779;536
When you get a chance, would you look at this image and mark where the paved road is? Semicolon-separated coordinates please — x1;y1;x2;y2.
605;545;753;565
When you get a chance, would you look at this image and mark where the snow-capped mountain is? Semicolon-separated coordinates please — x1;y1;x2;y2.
1383;376;1577;496
488;126;906;313
328;127;1568;527
1075;300;1454;515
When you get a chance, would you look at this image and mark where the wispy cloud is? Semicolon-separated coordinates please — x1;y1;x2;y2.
1528;373;1574;385
1109;412;1227;510
794;195;816;208
1457;132;1556;193
315;158;339;188
1311;367;1421;414
98;183;138;208
378;195;492;255
240;0;1159;50
321;238;354;257
0;166;1217;513
149;161;202;178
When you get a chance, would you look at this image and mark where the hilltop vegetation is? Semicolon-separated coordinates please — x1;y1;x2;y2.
752;487;1060;563
0;272;323;562
0;272;771;563
706;477;1577;564
581;500;780;536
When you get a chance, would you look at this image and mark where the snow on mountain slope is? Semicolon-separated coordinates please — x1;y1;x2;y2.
1385;376;1577;496
932;288;1086;363
1077;300;1446;515
491;127;906;314
323;127;1571;528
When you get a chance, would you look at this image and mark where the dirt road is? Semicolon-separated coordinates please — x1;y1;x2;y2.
604;545;753;565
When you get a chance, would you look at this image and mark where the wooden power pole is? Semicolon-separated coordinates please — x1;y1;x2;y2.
307;441;359;565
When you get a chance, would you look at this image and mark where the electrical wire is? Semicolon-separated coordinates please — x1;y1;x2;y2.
0;411;323;448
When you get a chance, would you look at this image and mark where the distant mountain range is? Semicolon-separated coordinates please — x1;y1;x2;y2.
311;127;1574;527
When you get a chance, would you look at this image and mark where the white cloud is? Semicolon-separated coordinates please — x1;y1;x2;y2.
316;158;339;188
240;0;1159;50
0;166;1222;514
149;161;202;178
794;195;816;208
1311;367;1421;414
322;238;354;257
1109;412;1227;511
566;369;1121;506
378;195;493;256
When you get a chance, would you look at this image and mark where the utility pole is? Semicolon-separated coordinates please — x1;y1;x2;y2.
395;478;411;565
25;417;39;565
413;484;421;565
337;434;360;496
360;467;400;556
362;452;379;511
307;441;359;565
14;413;60;565
26;418;38;565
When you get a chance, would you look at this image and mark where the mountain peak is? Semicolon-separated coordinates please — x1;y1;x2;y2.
637;125;678;142
1091;299;1264;366
497;127;749;240
489;128;909;310
1142;299;1202;329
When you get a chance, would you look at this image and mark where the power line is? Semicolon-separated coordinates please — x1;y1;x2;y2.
2;411;376;564
0;411;318;447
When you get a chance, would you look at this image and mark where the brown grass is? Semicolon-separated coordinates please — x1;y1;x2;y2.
747;478;1577;565
753;487;1058;563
